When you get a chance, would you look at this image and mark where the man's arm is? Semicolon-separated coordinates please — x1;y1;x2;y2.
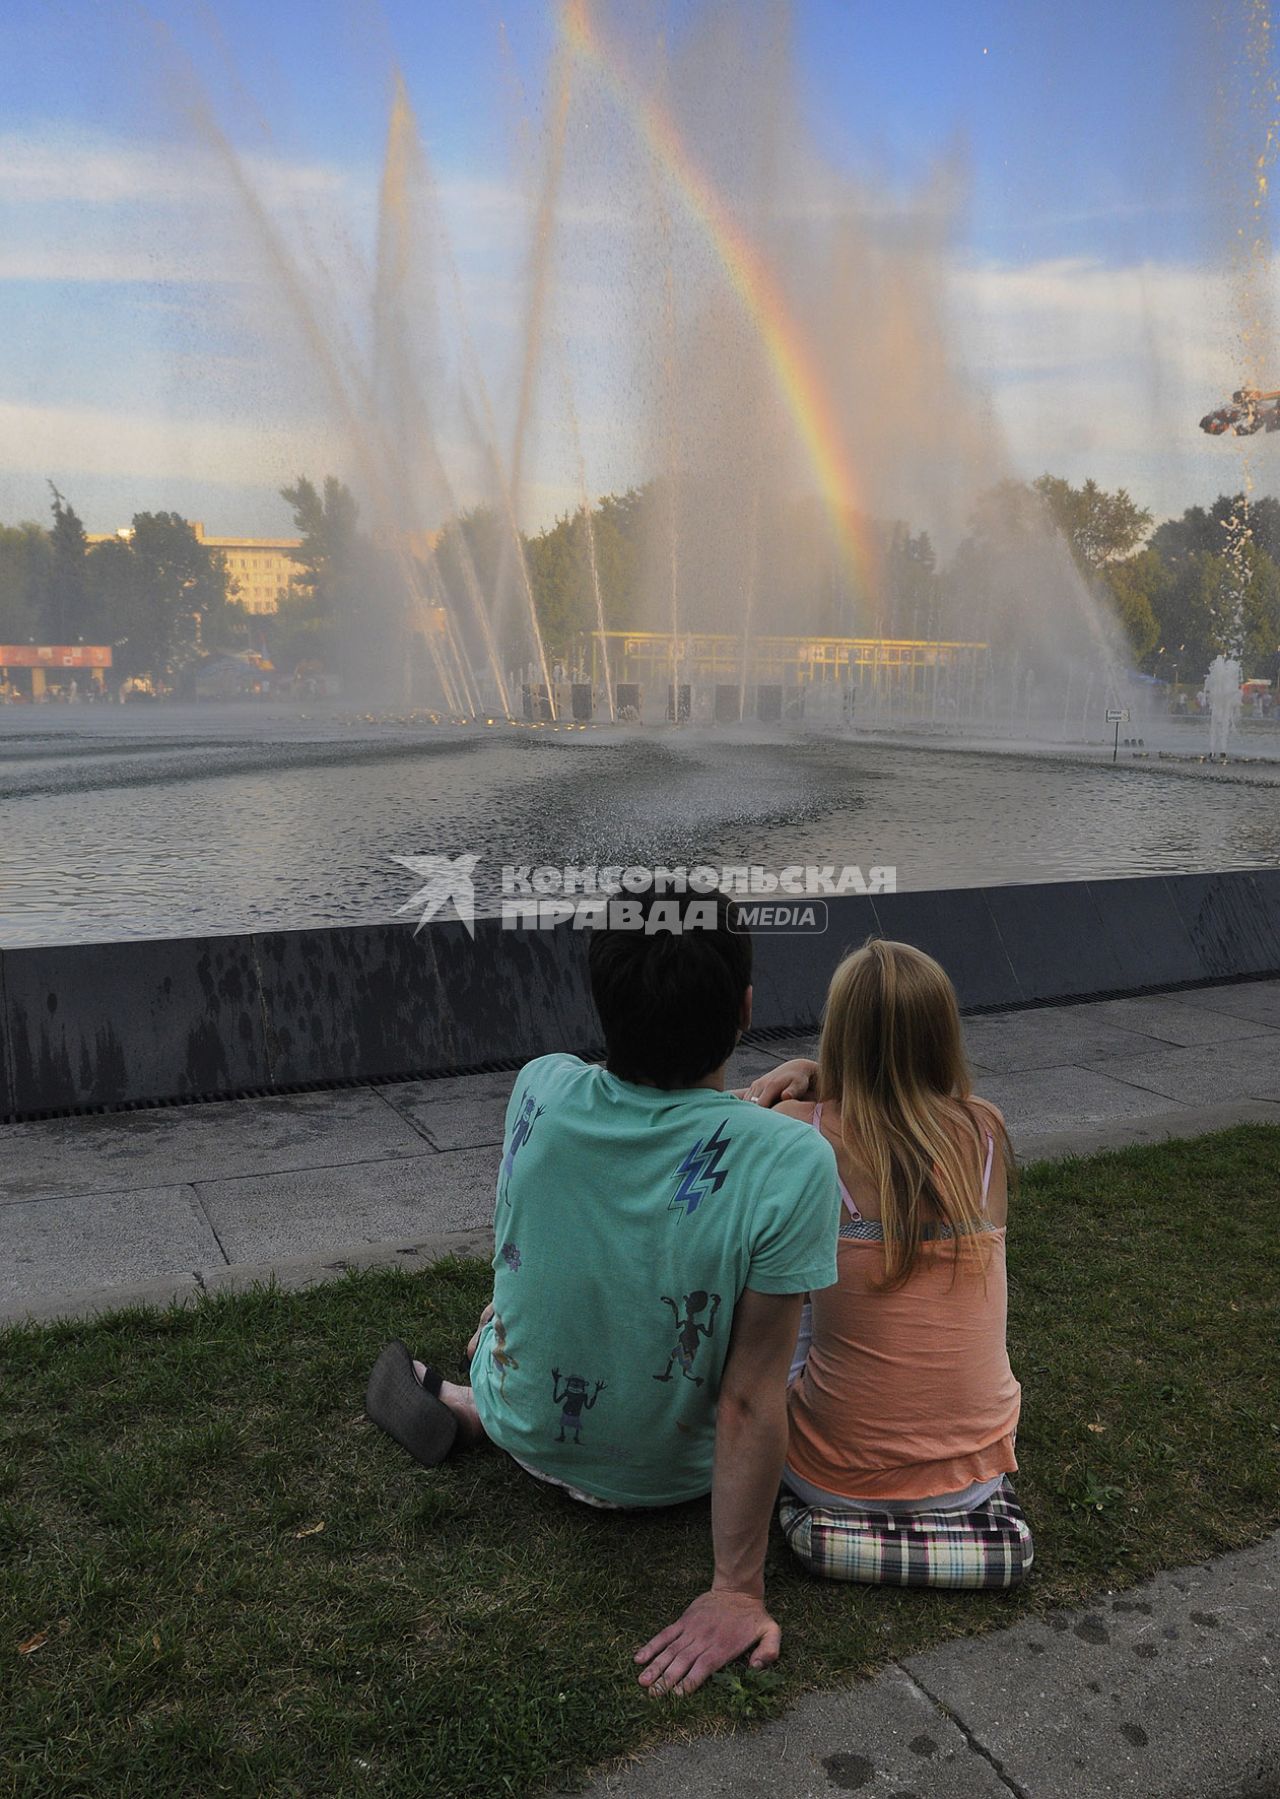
634;1288;803;1697
739;1058;818;1107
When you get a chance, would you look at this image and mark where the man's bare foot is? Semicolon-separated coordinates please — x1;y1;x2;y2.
413;1360;486;1447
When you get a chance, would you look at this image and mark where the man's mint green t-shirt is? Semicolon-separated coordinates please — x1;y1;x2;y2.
469;1053;840;1507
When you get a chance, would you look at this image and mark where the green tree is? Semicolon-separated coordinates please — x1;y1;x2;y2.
84;537;139;669
1242;547;1280;678
1147;493;1274;567
281;475;362;607
0;522;50;643
879;521;939;637
277;475;393;688
1033;475;1156;658
1103;549;1164;661
523;488;655;662
1188;542;1280;674
85;513;233;682
430;504;511;674
526;509;595;659
590;488;650;633
1033;475;1152;573
44;483;89;643
1142;493;1280;680
944;479;1058;649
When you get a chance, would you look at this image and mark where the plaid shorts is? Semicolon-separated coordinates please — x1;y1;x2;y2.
778;1479;1034;1588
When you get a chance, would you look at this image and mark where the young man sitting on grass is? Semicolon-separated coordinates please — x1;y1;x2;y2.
366;887;839;1697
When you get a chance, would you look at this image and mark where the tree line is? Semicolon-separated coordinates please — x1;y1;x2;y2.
2;472;1278;690
0;488;241;682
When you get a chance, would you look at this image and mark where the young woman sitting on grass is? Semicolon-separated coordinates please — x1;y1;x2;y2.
745;939;1033;1589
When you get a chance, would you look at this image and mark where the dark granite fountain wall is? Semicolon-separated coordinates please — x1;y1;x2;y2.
2;870;1277;1117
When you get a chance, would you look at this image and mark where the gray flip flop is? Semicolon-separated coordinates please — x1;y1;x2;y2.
365;1340;458;1467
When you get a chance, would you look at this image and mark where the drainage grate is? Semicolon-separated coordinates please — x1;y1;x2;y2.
0;1053;557;1127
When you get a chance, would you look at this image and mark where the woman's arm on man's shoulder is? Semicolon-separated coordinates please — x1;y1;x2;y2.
737;1059;819;1106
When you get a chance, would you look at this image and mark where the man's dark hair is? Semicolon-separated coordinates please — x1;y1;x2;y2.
587;888;752;1089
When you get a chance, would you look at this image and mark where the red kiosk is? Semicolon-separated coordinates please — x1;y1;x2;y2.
0;645;112;700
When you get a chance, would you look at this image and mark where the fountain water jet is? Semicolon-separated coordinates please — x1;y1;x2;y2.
562;368;615;720
1206;653;1243;755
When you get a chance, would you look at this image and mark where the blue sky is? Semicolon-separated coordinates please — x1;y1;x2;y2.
0;0;1271;538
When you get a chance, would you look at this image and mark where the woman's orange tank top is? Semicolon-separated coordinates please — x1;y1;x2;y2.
786;1107;1021;1503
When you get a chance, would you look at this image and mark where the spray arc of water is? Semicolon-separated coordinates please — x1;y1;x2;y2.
561;365;615;720
373;77;514;717
559;0;881;625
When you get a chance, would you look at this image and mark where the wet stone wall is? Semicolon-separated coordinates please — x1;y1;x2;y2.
2;870;1278;1117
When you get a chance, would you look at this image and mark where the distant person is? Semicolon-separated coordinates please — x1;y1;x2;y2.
743;940;1033;1588
366;888;840;1694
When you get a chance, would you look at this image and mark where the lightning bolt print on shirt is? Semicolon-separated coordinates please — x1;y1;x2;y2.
669;1120;733;1216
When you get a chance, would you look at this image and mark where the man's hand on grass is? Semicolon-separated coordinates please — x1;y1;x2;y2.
634;1589;781;1697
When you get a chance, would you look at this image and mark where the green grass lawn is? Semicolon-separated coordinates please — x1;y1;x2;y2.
2;1126;1278;1798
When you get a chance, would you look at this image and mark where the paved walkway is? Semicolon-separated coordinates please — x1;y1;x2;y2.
2;978;1278;1324
577;1530;1280;1799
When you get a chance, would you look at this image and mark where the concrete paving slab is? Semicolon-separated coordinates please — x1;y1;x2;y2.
0;1228;496;1327
729;1048;798;1084
1174;979;1280;1029
973;1064;1180;1137
1087;1034;1280;1107
1017;1098;1280;1165
903;1532;1280;1799
735;1028;1001;1079
739;1030;1054;1079
197;1228;496;1298
1081;993;1273;1047
378;1086;510;1150
0;1088;434;1206
576;1665;1010;1798
0;1184;222;1308
960;1008;1177;1075
386;1060;779;1135
195;1147;499;1263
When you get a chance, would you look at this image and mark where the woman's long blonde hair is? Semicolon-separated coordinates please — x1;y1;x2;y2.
817;938;1013;1288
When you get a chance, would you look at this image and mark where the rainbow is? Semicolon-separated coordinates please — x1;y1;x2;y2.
560;0;880;619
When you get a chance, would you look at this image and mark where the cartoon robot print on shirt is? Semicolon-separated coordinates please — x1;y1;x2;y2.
653;1290;721;1386
551;1368;606;1443
499;1093;545;1205
491;1314;520;1400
